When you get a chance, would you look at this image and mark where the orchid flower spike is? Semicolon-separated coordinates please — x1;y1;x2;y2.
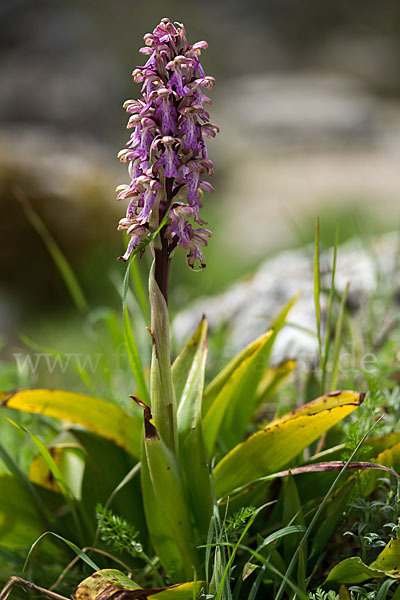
116;18;218;269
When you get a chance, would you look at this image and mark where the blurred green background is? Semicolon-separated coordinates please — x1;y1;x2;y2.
1;0;400;375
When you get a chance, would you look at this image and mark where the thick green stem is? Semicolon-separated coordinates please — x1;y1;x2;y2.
149;262;178;453
154;177;174;305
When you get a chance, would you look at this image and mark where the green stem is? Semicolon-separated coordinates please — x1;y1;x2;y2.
154;177;174;305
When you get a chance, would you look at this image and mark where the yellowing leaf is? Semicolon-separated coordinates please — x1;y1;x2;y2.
0;389;141;458
29;443;85;498
213;390;364;499
72;569;205;600
255;359;297;408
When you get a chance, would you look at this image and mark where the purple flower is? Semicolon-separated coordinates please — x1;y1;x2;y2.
116;18;218;268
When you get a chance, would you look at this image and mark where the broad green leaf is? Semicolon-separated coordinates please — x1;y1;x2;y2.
203;330;273;456
0;389;141;458
176;318;212;539
138;400;200;580
254;359;297;409
220;331;276;450
264;293;299;363
202;294;298;417
371;538;400;573
202;332;272;416
0;473;45;548
325;539;400;585
141;451;187;582
144;436;199;580
149;263;177;453
72;569;205;600
213;390;363;499
172;317;207;407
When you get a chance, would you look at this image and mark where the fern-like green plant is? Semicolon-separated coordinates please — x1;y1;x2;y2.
95;504;143;558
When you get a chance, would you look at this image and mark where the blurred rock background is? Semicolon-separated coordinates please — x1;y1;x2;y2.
1;0;400;342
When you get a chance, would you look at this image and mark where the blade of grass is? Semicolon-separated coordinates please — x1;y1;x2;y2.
314;217;322;367
123;304;150;404
92;462;141;547
130;259;150;326
14;187;88;314
201;540;309;600
321;224;339;393
23;532;100;573
214;503;272;600
331;282;350;391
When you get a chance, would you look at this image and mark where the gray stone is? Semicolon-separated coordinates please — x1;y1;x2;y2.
173;232;400;369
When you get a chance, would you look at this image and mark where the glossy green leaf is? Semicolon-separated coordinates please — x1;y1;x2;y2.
325;539;400;585
213;390;364;499
202;332;272;416
141;451;187;582
0;389;141;458
203;330;273;456
172;317;206;407
144;435;199;579
138;401;199;581
176;318;212;540
202;294;297;418
220;331;276;450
